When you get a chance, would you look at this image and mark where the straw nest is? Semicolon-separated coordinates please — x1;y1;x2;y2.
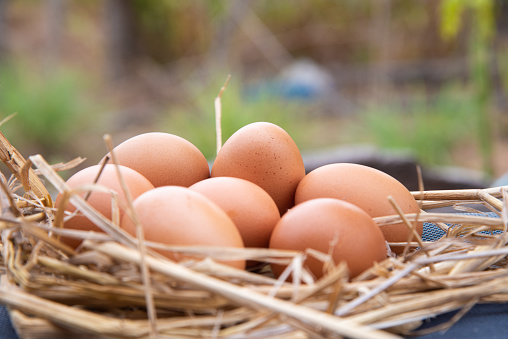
0;131;507;339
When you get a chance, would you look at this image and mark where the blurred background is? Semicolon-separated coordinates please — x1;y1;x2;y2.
0;0;507;189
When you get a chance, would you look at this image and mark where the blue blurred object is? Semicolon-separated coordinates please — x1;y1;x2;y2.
491;171;508;187
277;58;335;99
245;58;335;101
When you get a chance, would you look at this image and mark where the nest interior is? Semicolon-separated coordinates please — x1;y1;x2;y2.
0;131;507;339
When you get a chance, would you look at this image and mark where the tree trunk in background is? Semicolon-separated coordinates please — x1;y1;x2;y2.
370;0;392;103
0;0;8;63
494;0;508;111
44;0;65;72
207;1;250;71
103;0;138;80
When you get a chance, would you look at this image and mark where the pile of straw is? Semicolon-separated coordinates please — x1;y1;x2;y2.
0;131;507;339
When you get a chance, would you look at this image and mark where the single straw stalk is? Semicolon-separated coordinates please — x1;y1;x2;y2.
375;212;504;229
411;186;506;201
215;74;231;155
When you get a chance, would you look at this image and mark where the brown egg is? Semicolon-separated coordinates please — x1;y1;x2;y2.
55;164;155;249
295;163;422;254
269;198;387;280
189;177;280;249
120;186;246;269
211;122;306;216
104;132;210;188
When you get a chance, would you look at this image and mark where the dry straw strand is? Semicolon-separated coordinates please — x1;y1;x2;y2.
215;74;231;155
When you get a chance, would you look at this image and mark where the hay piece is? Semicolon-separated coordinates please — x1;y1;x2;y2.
0;133;51;206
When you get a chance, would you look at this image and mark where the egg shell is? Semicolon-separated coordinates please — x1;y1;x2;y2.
105;132;210;188
189;177;280;249
294;163;422;254
55;164;155;249
211;122;306;216
269;198;387;280
120;186;246;269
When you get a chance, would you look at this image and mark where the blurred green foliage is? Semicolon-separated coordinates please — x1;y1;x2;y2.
440;0;496;175
160;76;317;161
358;84;477;166
0;61;95;161
129;1;222;63
0;0;505;177
440;0;495;42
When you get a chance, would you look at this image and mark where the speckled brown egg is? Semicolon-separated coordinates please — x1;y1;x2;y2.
104;132;210;188
189;176;280;249
294;163;422;255
269;198;387;280
120;186;246;269
211;122;306;216
55;164;155;249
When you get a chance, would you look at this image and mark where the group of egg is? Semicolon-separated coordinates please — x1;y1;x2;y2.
56;122;422;280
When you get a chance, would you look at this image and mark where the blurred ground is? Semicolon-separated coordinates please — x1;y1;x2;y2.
0;1;507;187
